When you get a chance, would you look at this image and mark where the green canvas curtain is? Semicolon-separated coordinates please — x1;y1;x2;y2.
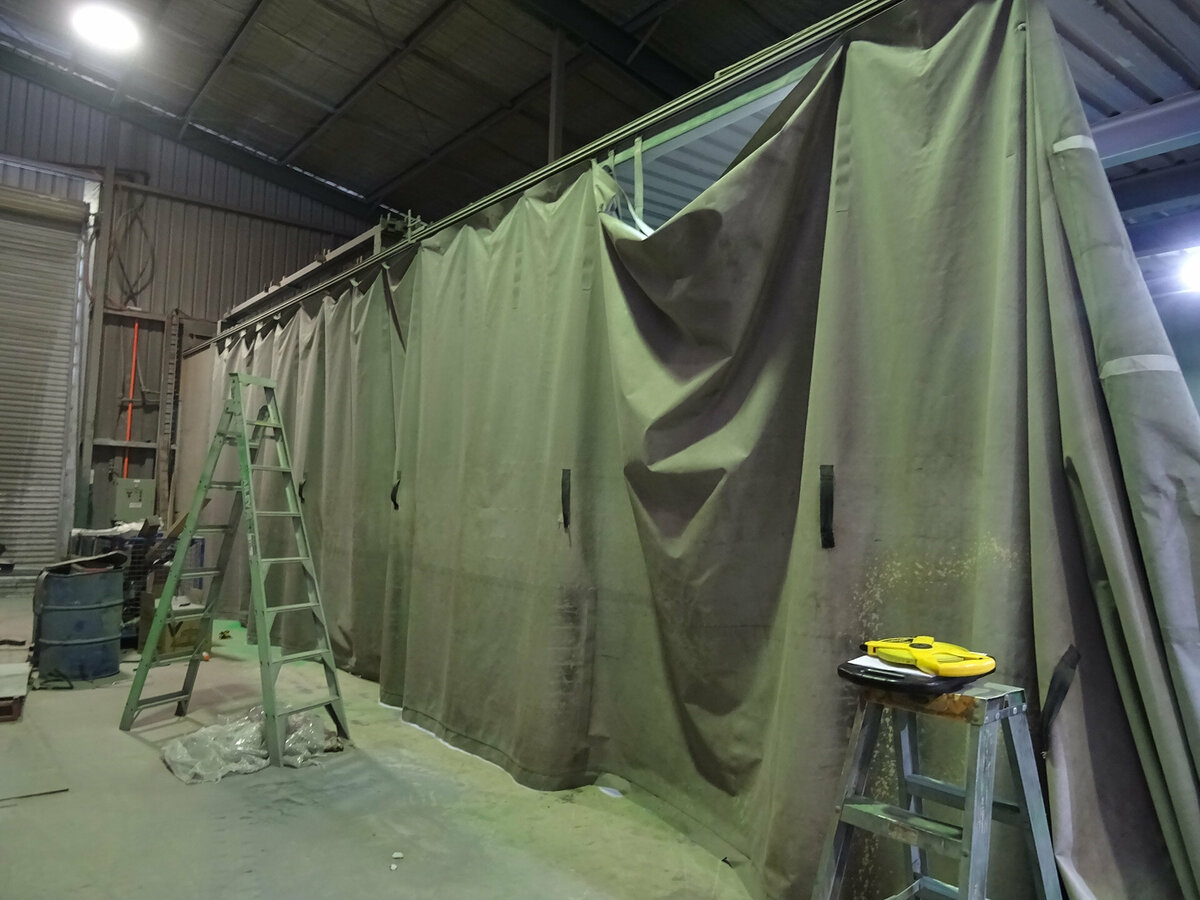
179;0;1200;896
195;279;407;671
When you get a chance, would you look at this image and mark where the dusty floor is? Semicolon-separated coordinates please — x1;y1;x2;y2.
0;585;751;900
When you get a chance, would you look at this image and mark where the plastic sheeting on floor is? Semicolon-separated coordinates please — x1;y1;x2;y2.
174;0;1200;896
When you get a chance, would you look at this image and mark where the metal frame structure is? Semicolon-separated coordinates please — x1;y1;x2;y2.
1093;91;1200;168
176;0;272;140
181;0;1200;345
280;0;470;165
7;0;1200;236
811;683;1061;900
207;0;908;337
510;0;699;99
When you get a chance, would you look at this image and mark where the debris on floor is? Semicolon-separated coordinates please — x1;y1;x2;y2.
0;660;30;722
161;705;343;783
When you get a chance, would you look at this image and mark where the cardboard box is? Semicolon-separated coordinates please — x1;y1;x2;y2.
138;574;211;655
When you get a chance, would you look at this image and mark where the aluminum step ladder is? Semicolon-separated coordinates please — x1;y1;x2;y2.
119;372;350;765
811;683;1062;900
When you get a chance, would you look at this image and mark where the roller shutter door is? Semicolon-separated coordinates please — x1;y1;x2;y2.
0;185;87;577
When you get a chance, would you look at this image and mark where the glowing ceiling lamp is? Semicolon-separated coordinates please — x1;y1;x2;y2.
1181;251;1200;293
71;3;140;53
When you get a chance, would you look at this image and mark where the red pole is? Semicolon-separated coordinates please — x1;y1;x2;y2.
123;321;139;478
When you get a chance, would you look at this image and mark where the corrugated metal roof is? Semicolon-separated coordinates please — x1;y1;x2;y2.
648;0;790;78
0;0;1198;244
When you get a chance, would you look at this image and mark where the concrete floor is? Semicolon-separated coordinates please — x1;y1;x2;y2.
0;586;751;900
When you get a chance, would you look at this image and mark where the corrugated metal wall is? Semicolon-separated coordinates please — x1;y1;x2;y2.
0;70;363;233
0;70;367;321
0;68;373;527
105;190;337;322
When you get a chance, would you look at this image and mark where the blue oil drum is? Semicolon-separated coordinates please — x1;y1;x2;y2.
36;570;123;680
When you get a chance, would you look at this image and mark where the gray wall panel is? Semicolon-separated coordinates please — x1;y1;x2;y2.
0;69;369;326
0;67;373;528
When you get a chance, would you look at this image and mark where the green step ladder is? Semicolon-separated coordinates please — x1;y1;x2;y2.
119;372;350;765
811;682;1062;900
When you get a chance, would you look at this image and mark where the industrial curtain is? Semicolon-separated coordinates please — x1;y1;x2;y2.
189;277;405;675
182;0;1200;896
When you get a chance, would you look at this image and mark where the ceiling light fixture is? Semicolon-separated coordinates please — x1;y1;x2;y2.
71;3;140;53
1181;251;1200;293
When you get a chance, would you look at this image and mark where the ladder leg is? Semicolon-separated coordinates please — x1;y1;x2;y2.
958;716;1001;900
120;406;234;731
175;498;241;716
811;698;883;900
235;385;285;767
893;709;928;881
173;605;215;717
267;388;351;742
1003;713;1063;900
320;662;352;740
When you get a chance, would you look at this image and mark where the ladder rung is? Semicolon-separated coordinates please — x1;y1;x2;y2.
167;610;209;623
179;569;222;579
839;796;963;858
137;690;190;710
904;774;1025;827
193;525;232;535
150;651;200;667
256;510;301;518
207;481;242;490
265;602;320;615
236;374;275;387
880;881;923;900
248;419;283;428
262;556;309;565
281;696;339;717
251;465;292;472
273;648;329;666
913;877;963;899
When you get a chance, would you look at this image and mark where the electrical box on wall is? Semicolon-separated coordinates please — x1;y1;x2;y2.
113;478;155;523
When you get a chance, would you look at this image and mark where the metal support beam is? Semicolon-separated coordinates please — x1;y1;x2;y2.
548;30;566;162
110;0;174;111
223;224;387;320
281;0;468;164
114;180;356;237
410;47;592;147
1128;209;1200;257
77;118;120;527
1095;91;1200;168
368;51;590;204
177;0;272;140
0;43;377;220
625;0;688;32
217;0;905;331
511;0;699;99
1112;160;1200;217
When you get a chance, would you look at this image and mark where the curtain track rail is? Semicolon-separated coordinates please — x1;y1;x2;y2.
193;0;902;353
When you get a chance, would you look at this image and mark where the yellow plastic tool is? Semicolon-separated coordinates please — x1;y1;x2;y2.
864;636;996;678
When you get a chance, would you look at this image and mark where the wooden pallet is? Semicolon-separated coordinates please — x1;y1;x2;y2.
0;695;24;723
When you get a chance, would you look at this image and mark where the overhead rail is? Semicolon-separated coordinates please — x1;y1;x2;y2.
196;0;905;350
